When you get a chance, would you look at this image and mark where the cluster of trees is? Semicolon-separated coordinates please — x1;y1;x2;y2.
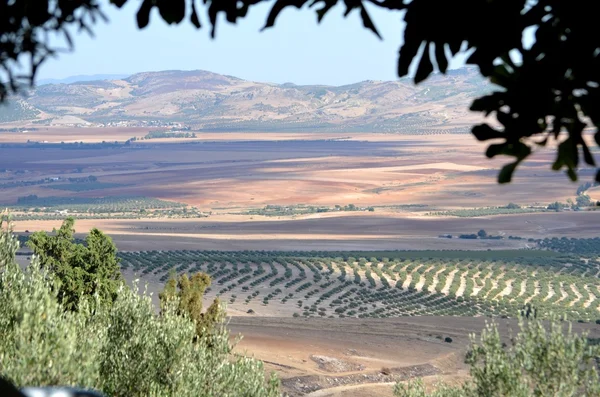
141;131;197;140
551;194;599;211
0;217;279;396
244;203;373;217
11;196;204;221
429;205;545;218
458;230;503;240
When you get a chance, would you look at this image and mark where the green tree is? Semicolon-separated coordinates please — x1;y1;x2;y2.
395;316;600;397
576;194;592;208
477;229;487;239
159;272;224;338
0;232;279;397
547;201;565;212
2;1;600;182
27;217;122;310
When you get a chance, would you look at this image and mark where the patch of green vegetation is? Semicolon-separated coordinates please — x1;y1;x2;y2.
45;182;128;191
239;203;374;216
11;195;183;210
2;175;101;190
538;237;600;255
10;195;206;220
429;206;548;217
141;130;197;140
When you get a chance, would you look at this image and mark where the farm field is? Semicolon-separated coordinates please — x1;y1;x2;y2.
117;249;600;321
12;211;600;251
0;129;593;211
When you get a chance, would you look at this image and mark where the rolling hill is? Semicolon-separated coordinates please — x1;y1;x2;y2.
0;68;491;132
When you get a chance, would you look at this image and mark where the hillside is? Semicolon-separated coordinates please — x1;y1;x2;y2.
0;68;491;132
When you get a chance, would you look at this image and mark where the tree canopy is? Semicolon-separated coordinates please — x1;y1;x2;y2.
159;271;224;339
1;0;599;183
27;217;123;310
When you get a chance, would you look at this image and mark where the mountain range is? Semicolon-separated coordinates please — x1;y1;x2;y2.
0;68;491;132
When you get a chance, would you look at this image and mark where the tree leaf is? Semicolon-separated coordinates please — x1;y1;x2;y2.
110;0;128;7
263;0;308;30
472;124;503;141
486;143;507;158
313;0;337;22
158;0;186;24
414;42;433;84
470;93;505;116
435;43;448;73
581;141;596;166
190;0;202;28
498;161;518;184
359;5;381;39
136;0;153;29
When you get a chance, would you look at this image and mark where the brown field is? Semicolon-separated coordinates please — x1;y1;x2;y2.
12;210;599;251
0;128;591;232
227;316;600;396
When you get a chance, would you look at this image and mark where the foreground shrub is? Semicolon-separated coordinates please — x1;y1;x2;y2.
0;229;279;397
395;316;600;397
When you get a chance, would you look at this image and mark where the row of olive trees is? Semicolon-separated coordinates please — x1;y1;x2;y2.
0;216;279;396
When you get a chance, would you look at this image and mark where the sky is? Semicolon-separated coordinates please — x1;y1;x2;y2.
37;1;471;86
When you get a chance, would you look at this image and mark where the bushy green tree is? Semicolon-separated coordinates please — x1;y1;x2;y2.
160;272;225;338
395;316;600;397
27;217;122;310
0;229;279;396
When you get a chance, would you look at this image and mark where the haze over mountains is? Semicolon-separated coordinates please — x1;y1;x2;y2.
1;68;490;132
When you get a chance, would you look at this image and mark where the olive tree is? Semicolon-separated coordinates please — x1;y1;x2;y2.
394;316;600;397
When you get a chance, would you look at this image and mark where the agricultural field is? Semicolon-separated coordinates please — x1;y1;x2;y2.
45;182;128;192
118;248;600;322
6;196;206;220
427;206;550;217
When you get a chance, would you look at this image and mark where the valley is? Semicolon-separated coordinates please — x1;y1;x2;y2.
2;70;599;397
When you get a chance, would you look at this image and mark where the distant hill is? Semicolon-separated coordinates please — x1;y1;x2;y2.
1;68;492;132
37;74;131;85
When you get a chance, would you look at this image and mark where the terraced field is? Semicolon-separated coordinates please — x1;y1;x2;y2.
119;250;600;321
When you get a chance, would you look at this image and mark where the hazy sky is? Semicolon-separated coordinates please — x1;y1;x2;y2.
37;2;471;86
